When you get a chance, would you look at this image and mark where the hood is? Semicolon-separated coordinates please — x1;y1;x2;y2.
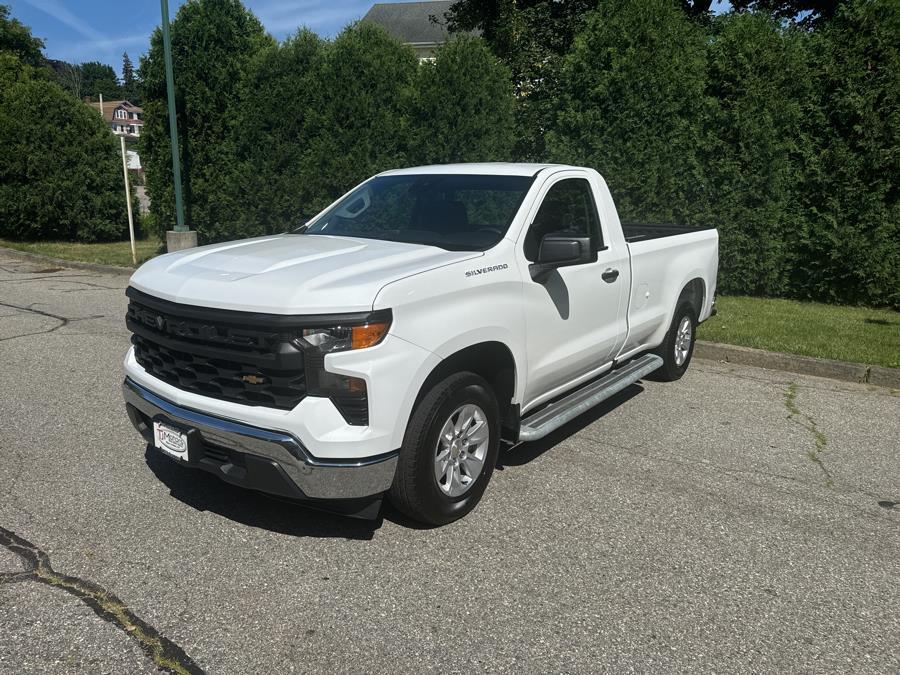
129;234;481;313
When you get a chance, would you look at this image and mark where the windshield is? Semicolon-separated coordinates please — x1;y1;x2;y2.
296;174;535;250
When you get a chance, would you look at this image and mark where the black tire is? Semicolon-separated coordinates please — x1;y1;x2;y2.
389;372;500;526
650;301;697;382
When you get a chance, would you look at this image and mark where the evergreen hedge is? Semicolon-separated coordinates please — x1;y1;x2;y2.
133;0;897;307
411;34;515;164
0;76;126;242
547;0;709;227
548;0;897;307
139;0;274;242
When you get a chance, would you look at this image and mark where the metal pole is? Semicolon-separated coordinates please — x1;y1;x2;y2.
160;0;186;232
120;136;137;265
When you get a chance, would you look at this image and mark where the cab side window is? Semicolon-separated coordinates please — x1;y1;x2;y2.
524;178;603;261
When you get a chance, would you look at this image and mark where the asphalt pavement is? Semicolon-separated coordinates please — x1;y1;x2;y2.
1;251;898;673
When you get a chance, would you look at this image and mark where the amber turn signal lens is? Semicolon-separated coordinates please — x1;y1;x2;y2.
351;322;389;349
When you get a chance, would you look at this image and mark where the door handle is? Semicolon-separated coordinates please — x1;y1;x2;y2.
601;268;619;283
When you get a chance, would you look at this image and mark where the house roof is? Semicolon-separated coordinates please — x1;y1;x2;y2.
362;1;456;45
87;100;143;123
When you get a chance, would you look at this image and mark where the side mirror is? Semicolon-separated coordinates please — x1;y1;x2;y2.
530;235;593;282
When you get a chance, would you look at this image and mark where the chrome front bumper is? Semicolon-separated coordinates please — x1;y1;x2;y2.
123;378;398;501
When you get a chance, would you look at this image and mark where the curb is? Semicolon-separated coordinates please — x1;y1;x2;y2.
0;246;138;277
695;341;900;389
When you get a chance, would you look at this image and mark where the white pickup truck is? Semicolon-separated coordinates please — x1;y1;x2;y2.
123;163;718;524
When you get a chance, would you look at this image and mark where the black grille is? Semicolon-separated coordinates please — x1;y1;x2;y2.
126;288;308;410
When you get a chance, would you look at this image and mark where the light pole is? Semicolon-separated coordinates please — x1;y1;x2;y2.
160;0;197;251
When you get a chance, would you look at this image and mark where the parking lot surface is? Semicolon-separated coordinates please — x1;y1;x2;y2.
1;251;898;673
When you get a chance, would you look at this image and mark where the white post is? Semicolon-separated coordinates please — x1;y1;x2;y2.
120;136;137;265
99;92;103;116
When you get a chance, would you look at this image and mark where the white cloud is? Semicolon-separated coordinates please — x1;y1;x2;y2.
21;0;107;41
66;33;151;61
250;0;370;35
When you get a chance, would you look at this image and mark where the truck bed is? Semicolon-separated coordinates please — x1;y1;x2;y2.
622;223;714;243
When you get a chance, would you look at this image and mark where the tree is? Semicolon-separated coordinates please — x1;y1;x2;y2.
447;0;596;160
121;52;138;103
547;0;710;226
140;0;274;241
795;0;900;307
79;61;121;100
48;59;82;98
301;22;417;208
0;4;44;69
0;77;127;241
225;29;326;238
704;13;817;297
410;34;515;164
447;0;715;159
730;0;848;25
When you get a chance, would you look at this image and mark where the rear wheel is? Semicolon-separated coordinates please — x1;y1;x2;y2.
389;372;500;526
651;302;696;381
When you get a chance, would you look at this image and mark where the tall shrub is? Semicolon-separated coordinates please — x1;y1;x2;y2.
0;77;126;241
547;0;710;225
447;0;597;160
224;30;326;238
303;23;417;204
139;0;273;242
797;0;899;307
411;34;515;164
704;12;816;297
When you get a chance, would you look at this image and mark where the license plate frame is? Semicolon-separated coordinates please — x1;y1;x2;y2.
152;420;189;462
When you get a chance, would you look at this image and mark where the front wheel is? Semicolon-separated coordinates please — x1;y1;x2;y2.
651;302;696;381
389;372;500;526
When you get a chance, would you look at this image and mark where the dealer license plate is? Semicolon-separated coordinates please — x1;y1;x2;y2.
153;421;189;461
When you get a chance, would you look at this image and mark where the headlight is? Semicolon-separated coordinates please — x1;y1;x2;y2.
301;318;391;353
296;311;390;426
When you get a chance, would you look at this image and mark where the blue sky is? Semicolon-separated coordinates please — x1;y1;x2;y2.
8;0;404;74
9;0;731;76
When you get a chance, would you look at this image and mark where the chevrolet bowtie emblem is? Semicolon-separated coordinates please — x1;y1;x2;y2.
242;374;266;385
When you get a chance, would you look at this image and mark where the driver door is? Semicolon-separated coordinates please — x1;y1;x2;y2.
519;174;629;410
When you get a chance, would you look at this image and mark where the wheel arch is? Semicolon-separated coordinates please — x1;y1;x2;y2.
678;277;706;319
410;341;519;436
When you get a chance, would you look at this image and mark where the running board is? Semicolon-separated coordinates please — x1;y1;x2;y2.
518;354;663;442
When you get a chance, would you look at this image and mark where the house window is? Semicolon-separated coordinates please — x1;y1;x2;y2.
116;109;126;119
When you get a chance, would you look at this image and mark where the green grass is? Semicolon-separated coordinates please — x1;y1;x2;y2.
0;238;161;267
698;295;900;369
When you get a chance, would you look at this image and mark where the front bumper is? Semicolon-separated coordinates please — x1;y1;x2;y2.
123;378;398;502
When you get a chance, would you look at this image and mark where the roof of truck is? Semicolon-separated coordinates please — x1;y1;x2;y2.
380;163;571;177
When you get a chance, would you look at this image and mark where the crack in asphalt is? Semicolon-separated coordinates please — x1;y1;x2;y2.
0;274;98;283
0;263;73;275
0;301;69;342
588;437;891;522
0;300;69;323
784;383;833;488
0;526;204;675
0;278;123;293
0;302;108;342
